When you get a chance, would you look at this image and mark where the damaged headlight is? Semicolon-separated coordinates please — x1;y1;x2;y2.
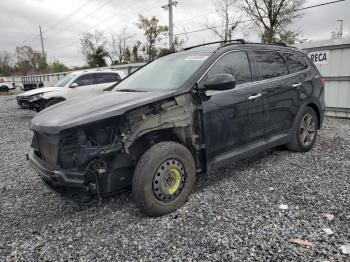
28;93;44;102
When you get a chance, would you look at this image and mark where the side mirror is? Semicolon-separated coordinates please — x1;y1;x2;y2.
204;73;236;91
70;83;78;88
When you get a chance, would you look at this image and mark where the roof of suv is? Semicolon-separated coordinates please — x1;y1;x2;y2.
184;39;305;55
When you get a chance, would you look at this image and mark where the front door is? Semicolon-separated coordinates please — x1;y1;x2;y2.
199;51;265;162
67;73;97;99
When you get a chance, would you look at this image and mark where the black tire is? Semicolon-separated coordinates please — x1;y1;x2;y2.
45;98;65;109
132;141;196;217
287;106;318;152
0;85;9;92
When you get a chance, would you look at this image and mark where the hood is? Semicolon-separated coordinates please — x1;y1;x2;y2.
30;90;174;134
17;86;62;97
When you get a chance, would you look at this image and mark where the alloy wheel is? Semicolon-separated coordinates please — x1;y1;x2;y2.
300;113;316;147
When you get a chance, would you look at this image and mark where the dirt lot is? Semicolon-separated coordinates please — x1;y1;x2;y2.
0;94;349;261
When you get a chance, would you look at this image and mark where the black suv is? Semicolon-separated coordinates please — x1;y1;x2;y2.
28;40;325;217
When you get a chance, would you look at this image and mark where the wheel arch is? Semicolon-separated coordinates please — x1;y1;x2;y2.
128;128;188;163
306;102;321;129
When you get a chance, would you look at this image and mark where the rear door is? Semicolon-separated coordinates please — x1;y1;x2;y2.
200;51;265;162
249;50;298;137
93;73;121;92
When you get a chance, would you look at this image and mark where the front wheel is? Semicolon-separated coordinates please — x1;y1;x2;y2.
132;141;196;217
44;98;65;109
287;106;318;152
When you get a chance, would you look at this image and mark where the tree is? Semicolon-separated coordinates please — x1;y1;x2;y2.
205;0;241;41
50;60;69;73
158;36;185;58
131;41;143;62
0;51;13;76
15;46;46;75
136;15;168;60
80;30;108;67
241;0;305;43
109;26;133;64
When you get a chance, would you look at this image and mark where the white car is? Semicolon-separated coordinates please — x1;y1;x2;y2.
0;76;16;91
16;69;125;111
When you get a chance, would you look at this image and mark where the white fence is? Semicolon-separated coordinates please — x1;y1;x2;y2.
295;38;350;118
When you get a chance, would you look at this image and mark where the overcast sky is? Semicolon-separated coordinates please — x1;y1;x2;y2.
1;0;349;66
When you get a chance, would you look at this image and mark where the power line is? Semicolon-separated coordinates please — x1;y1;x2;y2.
174;0;347;37
43;0;91;33
297;0;345;10
45;0;113;37
47;0;159;52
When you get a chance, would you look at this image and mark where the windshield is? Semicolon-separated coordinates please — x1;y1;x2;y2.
115;53;210;92
53;74;76;87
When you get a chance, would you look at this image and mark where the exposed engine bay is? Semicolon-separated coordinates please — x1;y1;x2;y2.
30;94;204;202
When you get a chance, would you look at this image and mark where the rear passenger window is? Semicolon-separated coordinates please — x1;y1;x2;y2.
282;53;308;73
251;51;288;80
208;51;252;85
95;73;121;84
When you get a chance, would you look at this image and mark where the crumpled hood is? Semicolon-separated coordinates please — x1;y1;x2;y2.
30;90;173;134
17;86;62;97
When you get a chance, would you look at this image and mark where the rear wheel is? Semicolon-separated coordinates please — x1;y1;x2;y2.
287;106;318;152
132;141;196;217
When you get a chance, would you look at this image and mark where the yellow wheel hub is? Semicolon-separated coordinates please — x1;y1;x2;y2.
168;168;182;194
153;159;185;201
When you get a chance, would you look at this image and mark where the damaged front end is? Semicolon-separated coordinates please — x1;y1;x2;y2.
28;94;204;202
29;116;133;202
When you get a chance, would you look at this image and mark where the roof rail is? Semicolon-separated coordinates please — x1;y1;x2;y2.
184;39;247;51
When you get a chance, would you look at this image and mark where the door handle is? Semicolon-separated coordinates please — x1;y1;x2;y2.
292;82;302;88
248;93;262;101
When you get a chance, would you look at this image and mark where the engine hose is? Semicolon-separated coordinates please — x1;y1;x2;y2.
84;159;108;201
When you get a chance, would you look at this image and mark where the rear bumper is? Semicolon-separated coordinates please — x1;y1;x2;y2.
28;150;85;188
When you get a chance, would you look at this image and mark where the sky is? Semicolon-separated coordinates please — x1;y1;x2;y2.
0;0;349;67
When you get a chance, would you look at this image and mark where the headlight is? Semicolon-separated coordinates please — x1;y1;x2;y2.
28;93;44;102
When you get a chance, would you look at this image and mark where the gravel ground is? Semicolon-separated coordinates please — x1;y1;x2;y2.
0;94;349;261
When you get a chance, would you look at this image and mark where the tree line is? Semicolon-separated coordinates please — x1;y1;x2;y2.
0;0;305;76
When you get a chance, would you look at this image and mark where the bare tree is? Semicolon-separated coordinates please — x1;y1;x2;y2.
80;30;108;67
241;0;305;43
205;0;241;41
0;51;13;75
15;46;46;74
109;26;133;64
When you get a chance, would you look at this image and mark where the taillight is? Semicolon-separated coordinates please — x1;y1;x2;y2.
320;76;325;86
0;77;4;83
12;82;15;88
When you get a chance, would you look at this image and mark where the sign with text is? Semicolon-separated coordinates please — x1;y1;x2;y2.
308;51;330;65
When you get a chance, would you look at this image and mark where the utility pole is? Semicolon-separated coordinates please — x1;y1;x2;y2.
162;0;178;49
337;19;343;38
39;25;46;69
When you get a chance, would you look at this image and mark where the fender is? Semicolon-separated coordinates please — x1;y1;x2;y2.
296;97;324;129
42;91;68;100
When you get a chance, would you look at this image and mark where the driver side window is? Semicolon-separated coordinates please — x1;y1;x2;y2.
74;74;95;87
206;51;252;85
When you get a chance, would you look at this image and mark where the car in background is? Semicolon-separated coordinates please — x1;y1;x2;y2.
16;69;125;111
0;76;16;92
